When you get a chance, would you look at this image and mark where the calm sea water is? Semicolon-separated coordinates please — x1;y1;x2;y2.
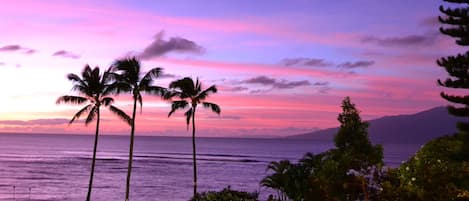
0;133;420;201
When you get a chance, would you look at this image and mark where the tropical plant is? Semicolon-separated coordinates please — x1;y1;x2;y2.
56;65;131;201
111;57;165;201
262;97;383;201
166;77;221;197
190;186;259;201
261;160;293;201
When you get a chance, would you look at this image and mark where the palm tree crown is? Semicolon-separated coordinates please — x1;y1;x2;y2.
111;57;166;110
56;65;131;125
166;77;220;197
167;77;221;127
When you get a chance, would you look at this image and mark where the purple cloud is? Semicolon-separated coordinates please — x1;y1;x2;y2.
242;76;327;90
0;44;36;55
224;86;249;92
24;49;36;55
53;50;80;59
282;57;332;67
0;45;21;51
361;33;437;47
338;60;375;68
139;31;204;59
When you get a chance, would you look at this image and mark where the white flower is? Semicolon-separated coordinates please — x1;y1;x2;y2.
406;167;410;171
437;159;441;163
411;177;416;181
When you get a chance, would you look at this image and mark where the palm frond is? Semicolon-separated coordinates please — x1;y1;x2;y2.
163;90;182;100
184;108;193;130
109;105;132;126
104;81;132;95
196;85;217;101
140;67;162;88
169;77;195;98
101;97;114;106
168;100;189;117
112;57;140;84
202;102;221;114
67;73;86;85
85;106;98;125
143;86;166;97
56;95;88;105
69;104;93;124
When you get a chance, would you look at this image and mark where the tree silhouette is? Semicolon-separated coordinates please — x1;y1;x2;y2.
438;0;469;132
56;65;131;201
111;57;165;201
261;97;382;201
166;77;221;197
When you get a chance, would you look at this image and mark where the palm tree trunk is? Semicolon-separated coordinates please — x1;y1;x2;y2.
191;106;197;197
86;108;100;201
125;97;138;201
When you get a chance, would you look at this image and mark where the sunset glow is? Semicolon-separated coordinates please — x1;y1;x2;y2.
0;0;455;137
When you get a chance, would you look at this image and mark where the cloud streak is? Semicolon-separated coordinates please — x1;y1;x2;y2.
337;60;374;68
282;57;332;67
241;76;327;90
139;31;204;59
0;118;79;126
361;33;438;47
0;44;36;55
52;50;80;59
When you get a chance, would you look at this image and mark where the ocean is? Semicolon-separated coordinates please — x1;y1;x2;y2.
0;133;421;201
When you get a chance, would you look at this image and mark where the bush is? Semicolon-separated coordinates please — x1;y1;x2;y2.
190;186;259;201
380;133;469;201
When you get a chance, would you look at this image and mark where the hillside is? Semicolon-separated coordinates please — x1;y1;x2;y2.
288;106;463;144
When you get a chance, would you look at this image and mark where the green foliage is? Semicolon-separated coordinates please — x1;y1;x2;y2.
262;97;383;201
381;133;469;201
190;186;259;201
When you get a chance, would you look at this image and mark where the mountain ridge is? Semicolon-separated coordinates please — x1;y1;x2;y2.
287;106;463;144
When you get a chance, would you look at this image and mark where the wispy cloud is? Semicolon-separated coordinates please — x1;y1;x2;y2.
222;86;249;92
282;57;332;67
0;44;36;55
139;30;204;59
361;33;438;47
337;60;374;69
0;118;79;126
52;50;80;59
241;76;327;90
0;45;21;51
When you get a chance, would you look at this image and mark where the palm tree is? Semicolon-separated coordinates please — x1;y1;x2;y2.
261;160;292;201
166;77;221;196
56;65;131;201
111;57;165;201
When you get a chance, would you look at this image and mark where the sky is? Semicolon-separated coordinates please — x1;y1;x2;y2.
0;0;462;137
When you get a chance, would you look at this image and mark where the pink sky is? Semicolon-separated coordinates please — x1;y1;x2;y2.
0;0;457;137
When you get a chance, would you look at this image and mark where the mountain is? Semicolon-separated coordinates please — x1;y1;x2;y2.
288;106;463;144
